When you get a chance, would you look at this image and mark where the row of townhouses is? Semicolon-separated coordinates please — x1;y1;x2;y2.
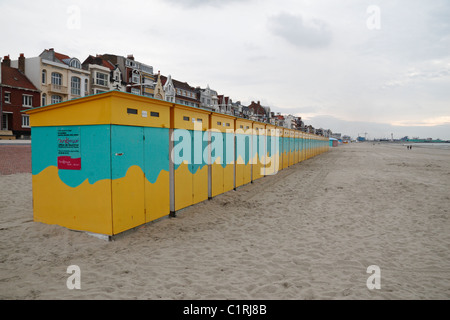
1;48;332;139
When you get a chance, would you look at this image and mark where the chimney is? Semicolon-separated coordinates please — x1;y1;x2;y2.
2;55;11;67
127;54;134;61
18;53;25;74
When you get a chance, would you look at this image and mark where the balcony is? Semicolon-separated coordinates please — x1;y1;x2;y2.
48;83;68;94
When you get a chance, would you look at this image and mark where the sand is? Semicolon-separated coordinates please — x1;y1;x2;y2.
0;143;449;300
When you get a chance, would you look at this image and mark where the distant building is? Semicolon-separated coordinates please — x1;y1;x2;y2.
153;71;165;101
160;75;199;108
1;56;40;138
331;133;341;139
284;114;298;129
160;74;175;103
242;105;250;119
231;100;246;117
272;113;285;126
11;49;90;106
82;55;126;94
315;128;324;136
218;95;232;115
101;54;155;97
248;100;270;122
197;85;219;112
305;125;315;133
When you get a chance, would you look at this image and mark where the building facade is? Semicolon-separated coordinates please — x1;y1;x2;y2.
1;56;40;138
218;95;232;114
102;54;155;97
160;74;175;103
248;100;270;122
160;75;199;108
11;49;90;106
197;85;219;112
153;71;165;101
82;55;126;94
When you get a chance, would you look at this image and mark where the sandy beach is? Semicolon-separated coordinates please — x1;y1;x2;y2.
0;142;449;300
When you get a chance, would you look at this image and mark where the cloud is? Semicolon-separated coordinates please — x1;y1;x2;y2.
268;12;332;48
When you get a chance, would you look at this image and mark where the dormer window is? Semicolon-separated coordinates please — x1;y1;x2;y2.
69;59;81;69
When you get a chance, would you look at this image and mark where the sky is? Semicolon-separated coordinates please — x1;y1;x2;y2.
1;0;449;140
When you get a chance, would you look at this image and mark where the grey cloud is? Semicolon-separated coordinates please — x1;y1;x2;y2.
268;13;332;48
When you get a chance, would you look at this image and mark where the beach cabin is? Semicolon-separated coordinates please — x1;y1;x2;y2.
289;129;295;166
282;129;290;169
171;104;210;212
276;127;284;171
209;113;235;198
294;131;300;164
265;124;278;176
252;122;266;180
235;118;252;188
25;91;172;236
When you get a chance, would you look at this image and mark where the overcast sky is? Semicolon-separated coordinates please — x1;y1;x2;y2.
1;0;449;139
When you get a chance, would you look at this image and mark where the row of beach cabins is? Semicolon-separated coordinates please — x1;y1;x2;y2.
26;91;329;239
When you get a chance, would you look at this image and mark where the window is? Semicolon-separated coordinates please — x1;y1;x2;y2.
197;118;202;122
51;72;62;85
183;116;190;121
217;121;221;125
51;95;62;104
132;73;140;83
42;93;46;106
96;72;108;87
127;108;138;115
84;79;88;94
71;77;81;96
150;112;159;117
126;59;136;68
4;92;10;103
22;115;30;128
42;70;46;84
22;95;33;107
69;59;81;69
131;88;140;95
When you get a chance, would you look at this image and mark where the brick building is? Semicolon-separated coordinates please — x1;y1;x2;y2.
1;55;40;138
